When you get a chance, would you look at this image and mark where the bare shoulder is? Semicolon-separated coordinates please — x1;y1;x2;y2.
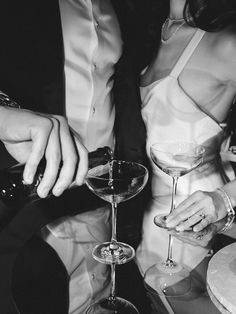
210;25;236;86
217;25;236;54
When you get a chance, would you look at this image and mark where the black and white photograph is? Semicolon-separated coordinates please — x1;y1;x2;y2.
0;1;236;313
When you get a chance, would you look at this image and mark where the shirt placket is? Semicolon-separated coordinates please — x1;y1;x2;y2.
85;2;102;149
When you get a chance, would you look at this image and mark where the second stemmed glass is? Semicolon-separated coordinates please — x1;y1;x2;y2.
144;142;205;297
86;159;148;313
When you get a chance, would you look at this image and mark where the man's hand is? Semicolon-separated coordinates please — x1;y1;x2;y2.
0;107;88;198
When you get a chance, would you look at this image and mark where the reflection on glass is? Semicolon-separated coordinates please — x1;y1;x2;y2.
86;160;148;313
144;142;205;297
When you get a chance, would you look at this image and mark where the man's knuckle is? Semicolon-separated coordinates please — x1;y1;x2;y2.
41;117;53;130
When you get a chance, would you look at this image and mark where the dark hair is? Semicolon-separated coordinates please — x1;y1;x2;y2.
116;0;236;71
185;0;236;31
140;0;236;67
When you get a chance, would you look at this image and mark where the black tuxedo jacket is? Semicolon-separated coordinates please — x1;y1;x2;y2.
0;0;147;167
0;1;149;313
0;0;148;234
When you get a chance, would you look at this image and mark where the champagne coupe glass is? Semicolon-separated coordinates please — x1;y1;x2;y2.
144;142;205;297
86;160;148;313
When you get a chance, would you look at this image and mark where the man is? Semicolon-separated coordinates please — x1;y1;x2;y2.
0;0;122;313
0;1;152;313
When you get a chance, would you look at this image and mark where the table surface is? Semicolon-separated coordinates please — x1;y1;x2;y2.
207;242;236;314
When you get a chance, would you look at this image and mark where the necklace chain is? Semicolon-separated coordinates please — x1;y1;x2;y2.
168;16;185;22
161;17;185;43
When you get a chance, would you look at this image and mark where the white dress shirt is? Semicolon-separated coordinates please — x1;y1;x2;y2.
43;1;122;313
60;0;121;152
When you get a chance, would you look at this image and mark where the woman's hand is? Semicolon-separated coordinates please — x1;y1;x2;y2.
169;219;226;247
165;190;228;232
0;107;88;198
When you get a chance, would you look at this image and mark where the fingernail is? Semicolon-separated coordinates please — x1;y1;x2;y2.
166;221;173;228
176;225;183;232
23;172;33;184
76;179;83;186
38;187;48;198
166;218;173;225
53;187;63;196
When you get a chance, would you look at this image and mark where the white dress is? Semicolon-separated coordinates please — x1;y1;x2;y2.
136;29;235;275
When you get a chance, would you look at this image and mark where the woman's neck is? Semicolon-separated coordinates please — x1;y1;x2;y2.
169;0;186;19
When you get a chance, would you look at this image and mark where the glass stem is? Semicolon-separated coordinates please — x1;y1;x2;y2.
111;201;117;243
110;201;117;300
170;175;178;215
166;175;178;265
110;263;116;299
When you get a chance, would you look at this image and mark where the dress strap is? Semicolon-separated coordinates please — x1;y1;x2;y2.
170;29;205;78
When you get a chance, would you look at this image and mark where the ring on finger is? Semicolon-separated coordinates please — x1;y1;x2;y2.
198;212;206;220
195;234;204;240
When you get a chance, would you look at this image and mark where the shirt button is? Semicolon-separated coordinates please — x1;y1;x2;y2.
92;106;96;114
91;273;96;280
92;63;97;71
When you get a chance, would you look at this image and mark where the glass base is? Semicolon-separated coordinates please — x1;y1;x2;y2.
92;241;135;265
86;296;139;314
144;262;192;297
154;214;193;231
154;214;170;230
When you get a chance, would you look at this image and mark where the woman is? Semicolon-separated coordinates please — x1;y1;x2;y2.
157;1;236;232
133;0;236;312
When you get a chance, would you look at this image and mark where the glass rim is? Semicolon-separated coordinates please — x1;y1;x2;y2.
86;159;149;180
150;142;205;156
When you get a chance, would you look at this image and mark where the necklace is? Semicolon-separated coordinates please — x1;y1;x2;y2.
168;16;185;22
161;17;185;43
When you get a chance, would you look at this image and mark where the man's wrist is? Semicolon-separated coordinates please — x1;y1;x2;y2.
0;95;21;134
0;94;20;109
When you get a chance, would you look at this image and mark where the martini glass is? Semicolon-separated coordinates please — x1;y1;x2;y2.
86;160;148;313
144;142;205;297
